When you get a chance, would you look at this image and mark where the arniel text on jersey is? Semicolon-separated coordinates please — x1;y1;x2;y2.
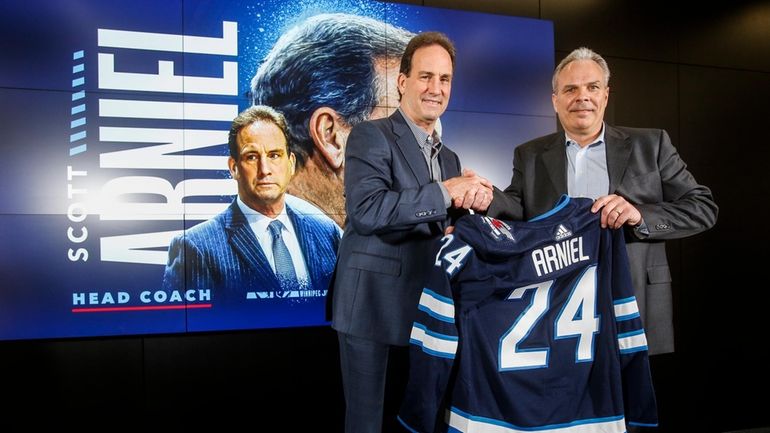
531;236;589;277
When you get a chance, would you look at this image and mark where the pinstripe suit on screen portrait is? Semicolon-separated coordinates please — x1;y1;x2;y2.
162;195;341;329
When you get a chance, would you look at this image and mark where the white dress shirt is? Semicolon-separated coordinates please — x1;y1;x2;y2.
236;197;309;283
565;123;609;200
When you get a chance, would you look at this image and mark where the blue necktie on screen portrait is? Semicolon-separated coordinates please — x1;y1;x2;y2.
268;220;298;292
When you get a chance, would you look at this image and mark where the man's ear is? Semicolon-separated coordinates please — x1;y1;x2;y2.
228;156;238;179
397;72;407;97
309;106;346;172
551;92;558;114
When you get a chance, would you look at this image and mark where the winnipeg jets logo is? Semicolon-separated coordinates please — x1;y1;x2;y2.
554;224;572;241
482;216;515;241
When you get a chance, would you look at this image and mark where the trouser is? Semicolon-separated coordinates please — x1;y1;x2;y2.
338;332;404;433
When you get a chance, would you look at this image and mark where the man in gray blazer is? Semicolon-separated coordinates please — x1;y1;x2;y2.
331;32;493;433
489;47;718;356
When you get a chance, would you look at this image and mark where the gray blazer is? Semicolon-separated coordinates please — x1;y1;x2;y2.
331;110;463;346
489;125;718;354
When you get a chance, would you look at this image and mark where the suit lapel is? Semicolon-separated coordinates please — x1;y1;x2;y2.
604;125;632;193
437;146;460;179
391;111;432;184
541;134;567;196
223;201;280;289
287;205;318;287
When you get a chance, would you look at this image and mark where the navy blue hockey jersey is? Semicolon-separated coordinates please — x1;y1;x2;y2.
398;196;657;433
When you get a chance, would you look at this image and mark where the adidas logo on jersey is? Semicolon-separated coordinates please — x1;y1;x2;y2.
554;224;572;241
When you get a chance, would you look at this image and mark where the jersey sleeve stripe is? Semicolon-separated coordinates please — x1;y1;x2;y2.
409;322;458;358
418;304;455;323
418;288;455;323
614;297;640;321
616;311;641;321
448;406;627;433
618;329;648;354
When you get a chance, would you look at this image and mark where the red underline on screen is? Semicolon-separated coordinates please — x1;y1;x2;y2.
71;304;213;313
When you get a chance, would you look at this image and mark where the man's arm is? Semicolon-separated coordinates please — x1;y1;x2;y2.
162;234;210;292
639;129;718;239
487;144;526;221
162;234;187;292
344;121;450;236
444;168;493;212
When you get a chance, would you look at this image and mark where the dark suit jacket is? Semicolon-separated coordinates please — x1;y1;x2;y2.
331;110;464;346
163;195;341;302
489;125;718;354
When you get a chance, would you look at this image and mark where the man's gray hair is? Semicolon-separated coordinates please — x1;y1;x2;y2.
552;47;611;93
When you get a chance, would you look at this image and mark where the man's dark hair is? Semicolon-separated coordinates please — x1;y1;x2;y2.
399;31;456;77
250;13;412;166
228;105;289;161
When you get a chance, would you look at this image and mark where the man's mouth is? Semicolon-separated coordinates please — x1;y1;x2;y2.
570;106;594;113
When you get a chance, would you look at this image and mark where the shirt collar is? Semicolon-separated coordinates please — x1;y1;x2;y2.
565;122;606;148
236;196;292;235
398;107;442;149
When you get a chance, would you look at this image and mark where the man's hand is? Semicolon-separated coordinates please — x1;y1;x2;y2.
443;169;494;212
591;194;642;229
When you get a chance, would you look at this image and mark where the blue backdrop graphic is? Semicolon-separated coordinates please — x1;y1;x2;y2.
0;0;555;340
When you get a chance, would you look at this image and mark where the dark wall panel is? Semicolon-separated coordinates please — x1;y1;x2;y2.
142;327;344;426
541;0;679;63
607;58;680;141
0;337;144;410
679;64;769;232
678;64;770;432
679;3;770;73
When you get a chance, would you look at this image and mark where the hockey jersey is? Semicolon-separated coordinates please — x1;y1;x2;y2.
398;196;657;433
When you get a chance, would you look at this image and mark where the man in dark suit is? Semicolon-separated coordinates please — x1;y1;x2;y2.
330;32;493;433
163;105;341;329
489;47;718;356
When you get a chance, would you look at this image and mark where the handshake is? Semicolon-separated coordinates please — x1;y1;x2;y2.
443;169;494;212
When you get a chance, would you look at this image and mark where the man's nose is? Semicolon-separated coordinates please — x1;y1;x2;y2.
258;157;271;176
576;86;591;100
427;76;441;94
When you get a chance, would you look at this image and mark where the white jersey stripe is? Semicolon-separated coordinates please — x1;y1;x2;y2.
409;323;458;358
614;297;639;321
418;288;455;323
448;407;626;433
618;330;648;353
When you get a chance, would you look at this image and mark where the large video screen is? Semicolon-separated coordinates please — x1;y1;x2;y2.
0;0;555;340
